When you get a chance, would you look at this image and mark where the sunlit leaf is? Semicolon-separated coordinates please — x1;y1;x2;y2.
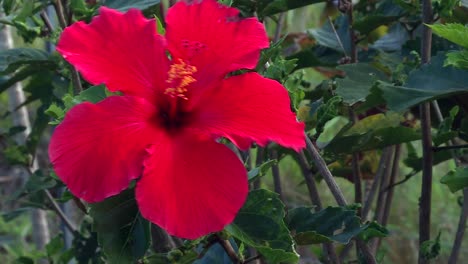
429;23;468;48
445;50;468;69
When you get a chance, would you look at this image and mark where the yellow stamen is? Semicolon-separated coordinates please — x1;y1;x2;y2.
165;59;197;100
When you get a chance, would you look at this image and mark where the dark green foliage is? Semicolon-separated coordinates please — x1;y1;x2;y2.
89;189;151;263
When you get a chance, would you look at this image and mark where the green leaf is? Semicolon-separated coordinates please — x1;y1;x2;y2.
329;126;421;153
13;0;34;22
45;104;65;120
226;189;299;264
316;116;349;149
420;232;441;260
2;0;15;15
23;171;58;194
433;106;459;146
445;50;468;69
354;15;400;36
89;189;151;263
309;16;350;53
155;16;165;35
70;0;88;13
377;53;468;111
248;159;277;183
335;63;388;105
3;144;29;165
259;0;325;17
46;234;72;264
286;207;378;245
440;167;468;193
429;23;468;48
26;105;50;154
101;0;161;11
357;221;389;242
286;48;336;70
315;96;343;134
0;48;51;74
76;85;107;103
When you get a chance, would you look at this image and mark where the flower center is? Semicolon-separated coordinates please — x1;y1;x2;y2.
165;59;197;100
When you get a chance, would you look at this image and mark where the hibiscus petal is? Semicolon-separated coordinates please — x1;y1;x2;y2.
136;134;248;239
194;72;306;151
165;0;268;80
57;7;168;98
49;96;160;202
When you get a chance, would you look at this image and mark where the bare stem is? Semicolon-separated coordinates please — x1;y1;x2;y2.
44;190;77;233
54;0;67;29
373;145;402;252
54;0;83;93
273;13;285;42
432;144;468;152
449;188;468;264
381;145;402;227
361;147;394;219
346;2;357;62
217;237;240;264
270;149;283;201
304;134;375;262
296;151;340;264
432;101;467;263
349;110;362;216
297;151;322;209
304;134;347;206
39;11;54;34
253;147;264;189
419;102;433;264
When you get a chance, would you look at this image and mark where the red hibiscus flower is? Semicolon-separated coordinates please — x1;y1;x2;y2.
49;0;305;239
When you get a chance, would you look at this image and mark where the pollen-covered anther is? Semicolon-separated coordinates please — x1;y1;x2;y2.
165;59;197;100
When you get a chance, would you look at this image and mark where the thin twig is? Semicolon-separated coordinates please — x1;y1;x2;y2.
39;11;54;34
361;147;394;219
217;237;240;264
253;147;264;189
305;134;347;206
356;240;376;264
304;134;375;263
449;188;468;264
327;16;348;57
243;255;261;264
270;149;283;201
44;190;77;233
381;145;402;227
374;145;402;252
340;147;394;261
296;151;340;264
54;0;67;29
432;144;468;152
54;0;83;93
349;110;362;217
273;13;285;42
345;2;357;62
374;147;394;224
432;101;468;263
297;151;322;209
